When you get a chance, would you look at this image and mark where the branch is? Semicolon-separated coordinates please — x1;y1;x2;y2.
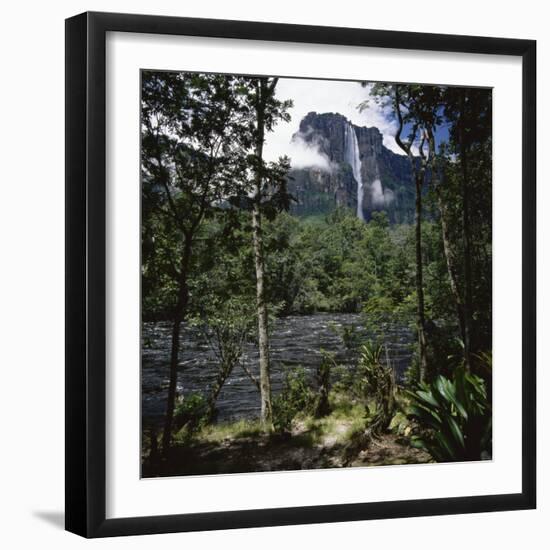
151;129;185;233
159;178;183;231
393;85;408;154
267;77;278;96
418;131;427;164
425;125;444;196
394;85;419;161
240;363;261;392
426;125;436;166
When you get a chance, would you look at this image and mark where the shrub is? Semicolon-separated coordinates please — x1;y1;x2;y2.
404;358;420;388
272;368;314;434
406;366;491;462
315;350;335;417
389;410;412;437
329;321;362;353
174;393;208;433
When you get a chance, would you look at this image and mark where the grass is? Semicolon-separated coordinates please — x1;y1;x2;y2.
142;391;434;477
297;393;367;446
195;419;265;443
171;392;369;449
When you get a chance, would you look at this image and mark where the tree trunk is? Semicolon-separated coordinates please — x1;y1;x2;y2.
392;85;428;383
252;86;273;427
459;91;474;370
435;185;467;345
425;125;467;349
252;196;272;426
415;174;428;382
315;358;332;418
161;237;193;453
206;364;232;422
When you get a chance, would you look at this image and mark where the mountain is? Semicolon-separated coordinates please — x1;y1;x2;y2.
287;112;416;223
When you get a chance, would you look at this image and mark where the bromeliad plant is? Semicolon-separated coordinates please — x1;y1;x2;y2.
406;366;492;462
358;342;396;434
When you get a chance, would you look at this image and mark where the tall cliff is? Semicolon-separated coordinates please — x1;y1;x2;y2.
288;112;416;223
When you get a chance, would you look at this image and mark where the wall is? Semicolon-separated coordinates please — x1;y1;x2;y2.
0;1;546;547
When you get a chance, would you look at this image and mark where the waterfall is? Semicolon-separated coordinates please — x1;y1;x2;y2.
344;122;365;220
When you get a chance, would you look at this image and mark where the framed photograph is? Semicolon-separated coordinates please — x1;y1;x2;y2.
65;11;536;538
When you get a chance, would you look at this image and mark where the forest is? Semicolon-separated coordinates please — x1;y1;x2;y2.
141;72;492;476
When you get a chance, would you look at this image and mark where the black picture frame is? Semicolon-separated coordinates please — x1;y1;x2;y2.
65;11;536;538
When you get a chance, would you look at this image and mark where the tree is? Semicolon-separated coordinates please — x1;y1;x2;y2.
426;131;468;355
240;77;293;426
369;83;441;381
141;72;253;452
442;87;492;369
189;215;259;421
193;296;256;422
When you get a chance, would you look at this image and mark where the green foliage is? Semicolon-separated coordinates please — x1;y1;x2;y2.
198;419;264;442
404;356;421;388
272;368;315;434
191;295;256;372
406;366;492;462
143;201;469;342
259;208;426;316
358;341;383;374
141;72;294;321
174;393;208;432
141;73;493;463
329;321;362;353
190;295;257;420
357;342;396;432
473;351;493;382
358;343;392;400
302;392;368;446
315;350;335;417
389;411;412;437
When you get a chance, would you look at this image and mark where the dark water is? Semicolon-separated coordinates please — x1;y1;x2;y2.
141;313;413;426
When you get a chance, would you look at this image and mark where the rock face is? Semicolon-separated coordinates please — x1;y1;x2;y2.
288;112;416;223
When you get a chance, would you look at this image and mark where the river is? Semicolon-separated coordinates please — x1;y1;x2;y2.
142;313;414;427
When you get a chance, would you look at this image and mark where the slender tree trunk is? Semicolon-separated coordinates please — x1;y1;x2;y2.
315;357;332;418
459;91;474;370
252;87;273;427
392;86;429;383
206;364;232;422
426;128;466;342
414;174;428;382
436;190;466;343
162;237;193;453
252;194;272;425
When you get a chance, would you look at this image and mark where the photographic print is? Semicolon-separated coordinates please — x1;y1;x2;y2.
140;72;493;478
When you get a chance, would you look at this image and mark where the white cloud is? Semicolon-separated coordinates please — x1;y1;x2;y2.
371;178;385;207
371;178;395;207
287;132;334;171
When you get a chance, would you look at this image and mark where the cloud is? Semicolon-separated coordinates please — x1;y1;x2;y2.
371;178;385;207
264;78;409;162
370;178;395;207
355;83;402;155
287;131;334;171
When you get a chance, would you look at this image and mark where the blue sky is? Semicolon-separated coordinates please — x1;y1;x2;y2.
402;114;451;154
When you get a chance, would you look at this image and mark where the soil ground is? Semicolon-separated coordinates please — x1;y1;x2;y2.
142;417;432;477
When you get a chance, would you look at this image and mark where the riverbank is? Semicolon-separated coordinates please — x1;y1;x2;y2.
142;393;432;477
142;313;414;426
